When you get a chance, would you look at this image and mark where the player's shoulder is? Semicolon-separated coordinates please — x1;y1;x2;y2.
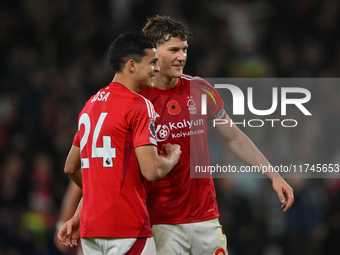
181;74;214;91
181;74;213;89
134;93;152;106
181;74;206;82
131;92;156;118
105;82;150;106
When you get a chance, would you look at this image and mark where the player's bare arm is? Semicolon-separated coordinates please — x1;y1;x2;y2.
209;113;294;212
54;181;82;252
58;198;83;247
58;144;82;246
135;143;181;181
64;145;82;188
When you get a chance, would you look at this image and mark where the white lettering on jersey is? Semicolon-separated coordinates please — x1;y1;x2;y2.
155;118;205;142
91;91;111;103
166;119;204;130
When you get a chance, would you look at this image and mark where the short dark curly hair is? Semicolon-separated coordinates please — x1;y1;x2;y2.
142;15;192;45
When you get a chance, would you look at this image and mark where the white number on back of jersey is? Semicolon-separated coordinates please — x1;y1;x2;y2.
79;112;116;169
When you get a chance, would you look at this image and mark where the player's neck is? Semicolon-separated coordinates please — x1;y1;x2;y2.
112;75;140;93
154;75;178;90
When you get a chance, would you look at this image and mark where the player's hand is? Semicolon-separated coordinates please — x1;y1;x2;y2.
58;217;80;248
272;178;294;212
158;146;166;156
162;143;181;163
54;231;70;253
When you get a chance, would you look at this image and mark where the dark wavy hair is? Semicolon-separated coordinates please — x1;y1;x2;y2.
142;15;192;45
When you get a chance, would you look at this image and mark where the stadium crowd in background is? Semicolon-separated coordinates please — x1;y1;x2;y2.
1;0;340;254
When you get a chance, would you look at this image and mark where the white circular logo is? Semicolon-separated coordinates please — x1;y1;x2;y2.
156;125;170;142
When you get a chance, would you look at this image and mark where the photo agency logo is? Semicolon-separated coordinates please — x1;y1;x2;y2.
202;80;312;128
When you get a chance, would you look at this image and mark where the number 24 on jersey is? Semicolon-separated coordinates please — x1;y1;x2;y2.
78;112;116;169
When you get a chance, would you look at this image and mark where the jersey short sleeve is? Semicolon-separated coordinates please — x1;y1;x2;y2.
189;77;226;121
73;125;80;147
131;97;157;148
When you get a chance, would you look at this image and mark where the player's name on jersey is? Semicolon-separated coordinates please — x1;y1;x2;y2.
91;91;111;103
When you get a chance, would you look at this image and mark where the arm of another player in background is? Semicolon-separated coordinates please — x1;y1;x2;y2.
209;114;294;212
135;143;181;181
54;181;82;252
64;145;82;189
58;198;83;248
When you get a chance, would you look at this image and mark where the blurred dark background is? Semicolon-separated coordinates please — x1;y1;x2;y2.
1;0;340;254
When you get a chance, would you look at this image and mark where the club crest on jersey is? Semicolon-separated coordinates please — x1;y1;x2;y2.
167;100;181;115
187;96;197;114
149;119;156;137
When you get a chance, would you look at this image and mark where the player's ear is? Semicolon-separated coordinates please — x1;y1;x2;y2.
126;59;136;72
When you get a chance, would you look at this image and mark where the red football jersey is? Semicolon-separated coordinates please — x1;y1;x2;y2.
140;75;226;224
73;82;157;238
